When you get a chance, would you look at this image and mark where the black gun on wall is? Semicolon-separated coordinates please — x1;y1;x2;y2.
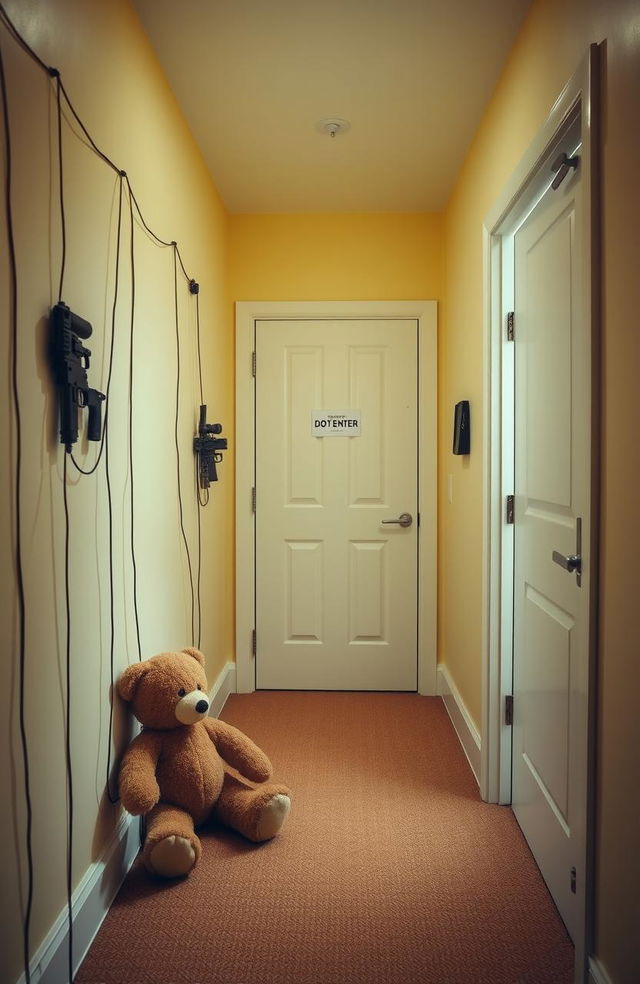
194;405;227;489
50;302;105;453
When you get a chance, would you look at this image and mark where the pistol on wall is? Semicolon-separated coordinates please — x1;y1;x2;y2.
50;302;105;453
194;405;227;488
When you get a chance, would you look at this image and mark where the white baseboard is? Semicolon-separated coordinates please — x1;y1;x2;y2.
436;664;481;787
209;659;237;717
17;811;139;984
588;957;614;984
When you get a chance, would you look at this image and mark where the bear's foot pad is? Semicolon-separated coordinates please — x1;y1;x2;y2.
148;835;196;878
255;793;291;841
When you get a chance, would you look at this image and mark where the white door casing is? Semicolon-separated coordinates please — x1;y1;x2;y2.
236;301;437;696
483;46;599;982
255;318;418;690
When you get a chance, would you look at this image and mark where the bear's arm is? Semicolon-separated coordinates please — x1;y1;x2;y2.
203;718;273;783
119;730;163;815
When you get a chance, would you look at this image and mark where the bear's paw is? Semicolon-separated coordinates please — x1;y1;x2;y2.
148;835;196;878
254;793;291;841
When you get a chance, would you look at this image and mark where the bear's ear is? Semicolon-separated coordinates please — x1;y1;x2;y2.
117;662;148;702
182;647;205;666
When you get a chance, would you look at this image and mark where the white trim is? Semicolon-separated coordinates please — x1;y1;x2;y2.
436;664;481;787
417;309;438;696
588;958;614;984
482;45;600;984
208;660;237;717
16;812;139;984
235;300;437;695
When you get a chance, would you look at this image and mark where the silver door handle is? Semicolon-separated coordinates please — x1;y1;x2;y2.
552;551;581;574
552;518;582;585
382;512;413;528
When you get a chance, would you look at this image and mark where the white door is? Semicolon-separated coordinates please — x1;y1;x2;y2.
512;157;590;941
255;318;418;690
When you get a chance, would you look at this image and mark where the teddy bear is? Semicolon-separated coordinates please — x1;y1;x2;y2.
117;646;291;877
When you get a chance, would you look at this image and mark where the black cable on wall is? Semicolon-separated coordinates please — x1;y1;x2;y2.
0;29;34;984
126;180;143;663
174;245;196;645
0;6;213;980
62;451;75;984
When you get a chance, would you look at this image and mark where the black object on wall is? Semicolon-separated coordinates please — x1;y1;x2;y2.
452;400;470;455
50;302;106;452
194;404;228;488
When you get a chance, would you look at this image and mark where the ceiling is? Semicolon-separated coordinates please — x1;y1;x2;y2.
132;0;531;214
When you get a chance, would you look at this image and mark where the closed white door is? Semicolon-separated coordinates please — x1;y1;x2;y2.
512;158;590;941
255;318;418;690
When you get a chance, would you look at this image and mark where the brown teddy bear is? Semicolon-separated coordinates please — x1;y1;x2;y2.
117;646;291;877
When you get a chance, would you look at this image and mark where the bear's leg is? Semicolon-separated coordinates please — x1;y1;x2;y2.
214;771;291;843
143;804;201;877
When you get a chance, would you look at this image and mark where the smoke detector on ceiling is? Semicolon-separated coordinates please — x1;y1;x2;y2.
317;117;351;138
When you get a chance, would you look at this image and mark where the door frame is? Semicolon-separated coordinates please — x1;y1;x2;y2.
482;46;600;980
235;300;437;695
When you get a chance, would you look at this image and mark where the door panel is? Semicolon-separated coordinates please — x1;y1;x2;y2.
523;207;573;506
512;166;589;943
285;347;323;503
255;318;417;691
285;540;323;642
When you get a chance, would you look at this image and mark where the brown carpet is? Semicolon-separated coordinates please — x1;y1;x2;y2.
77;693;574;984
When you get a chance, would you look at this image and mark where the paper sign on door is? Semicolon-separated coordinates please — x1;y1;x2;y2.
311;410;361;436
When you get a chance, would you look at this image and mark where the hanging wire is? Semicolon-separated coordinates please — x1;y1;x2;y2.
126;183;143;662
195;289;204;407
103;176;125;802
0;30;33;984
0;14;215;972
62;452;75;984
174;246;196;644
53;70;67;304
58;75;120;176
69;171;123;477
0;2;49;73
196;456;202;649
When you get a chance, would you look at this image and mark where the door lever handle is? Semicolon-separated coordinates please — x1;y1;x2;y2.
552;550;581;574
552;518;582;585
382;512;413;528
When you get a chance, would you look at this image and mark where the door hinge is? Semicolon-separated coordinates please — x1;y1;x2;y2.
507;311;515;341
251;628;256;656
570;866;577;894
251;486;256;513
251;350;256;377
505;694;514;726
506;494;515;525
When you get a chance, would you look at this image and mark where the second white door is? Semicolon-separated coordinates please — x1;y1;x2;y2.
512;150;590;942
255;318;418;690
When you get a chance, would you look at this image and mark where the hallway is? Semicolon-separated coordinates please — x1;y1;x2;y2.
2;2;639;982
77;693;573;984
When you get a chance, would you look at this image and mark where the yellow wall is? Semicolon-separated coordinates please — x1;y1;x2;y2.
0;1;233;980
229;212;442;301
441;0;640;979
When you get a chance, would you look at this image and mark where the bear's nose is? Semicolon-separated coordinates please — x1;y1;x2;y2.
196;699;209;714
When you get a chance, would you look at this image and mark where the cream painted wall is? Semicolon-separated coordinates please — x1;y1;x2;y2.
229;212;442;301
0;1;233;981
441;0;640;980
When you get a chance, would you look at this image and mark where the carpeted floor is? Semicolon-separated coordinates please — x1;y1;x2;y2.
76;693;574;984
